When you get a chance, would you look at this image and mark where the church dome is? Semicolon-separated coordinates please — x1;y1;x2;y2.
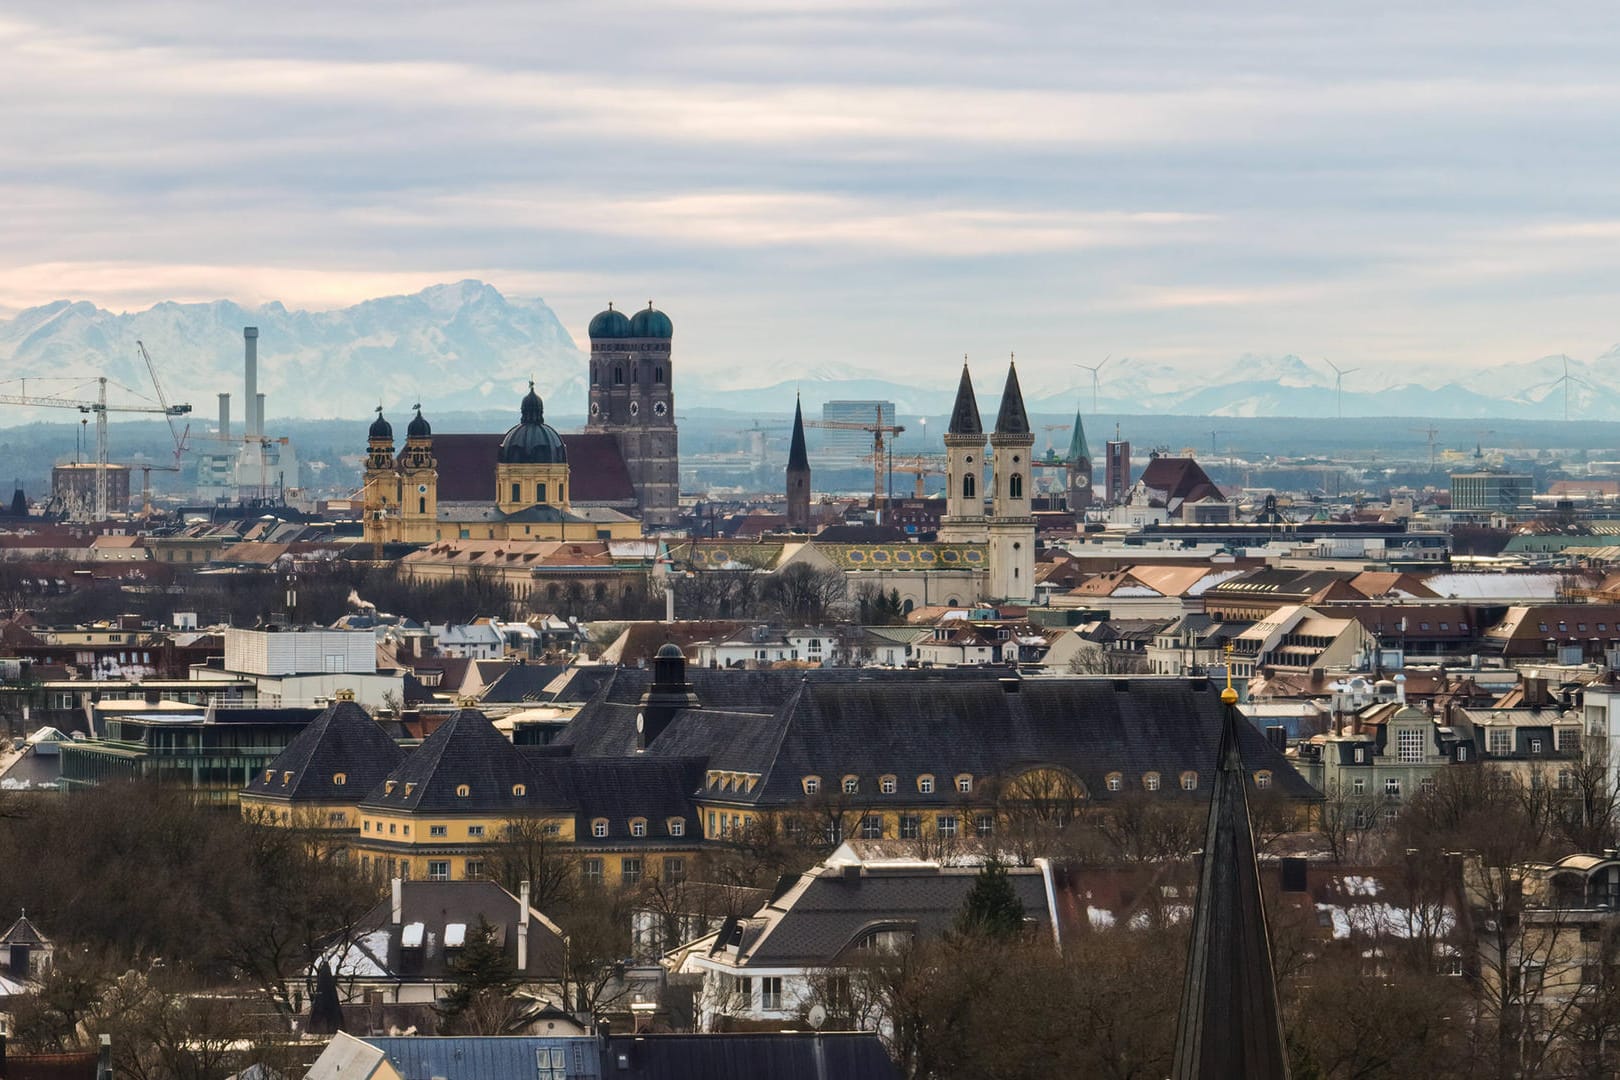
629;304;673;339
368;409;393;441
406;406;431;440
589;304;633;339
498;383;568;464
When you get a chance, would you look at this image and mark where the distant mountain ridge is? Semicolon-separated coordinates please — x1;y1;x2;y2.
0;281;1616;423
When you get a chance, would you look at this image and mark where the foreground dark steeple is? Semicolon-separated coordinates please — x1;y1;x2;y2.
948;361;983;436
1171;679;1291;1080
786;393;811;532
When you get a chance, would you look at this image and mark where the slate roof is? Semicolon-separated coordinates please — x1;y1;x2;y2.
330;880;566;983
560;670;1320;807
718;863;1051;967
361;708;569;814
244;700;407;803
1137;457;1222;508
479;663;569;703
787;396;809;473
0;913;48;946
604;1032;899;1080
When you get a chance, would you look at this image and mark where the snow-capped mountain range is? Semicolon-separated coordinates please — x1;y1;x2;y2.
0;281;1615;423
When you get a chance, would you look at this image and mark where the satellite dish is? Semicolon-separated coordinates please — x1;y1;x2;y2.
807;1004;827;1030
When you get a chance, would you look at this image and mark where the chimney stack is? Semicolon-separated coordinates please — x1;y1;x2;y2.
255;393;267;439
218;393;231;440
391;877;403;925
243;327;260;438
518;880;531;972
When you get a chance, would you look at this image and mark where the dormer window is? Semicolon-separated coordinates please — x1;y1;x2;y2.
592;818;609;839
843;775;860;795
955;774;973;794
803;776;821;795
1254;770;1272;789
455;784;470;798
918;775;935;794
1180;771;1199;791
264;769;274;783
512;784;526;797
333;773;347;786
1106;772;1123;792
880;775;897;794
630;817;647;838
667;818;685;837
282;771;293;785
385;781;397;795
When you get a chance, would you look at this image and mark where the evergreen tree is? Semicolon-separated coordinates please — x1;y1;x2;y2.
440;916;520;1027
6;487;22;517
955;857;1025;939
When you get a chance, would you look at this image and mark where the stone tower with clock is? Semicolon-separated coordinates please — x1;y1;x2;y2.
585;302;680;526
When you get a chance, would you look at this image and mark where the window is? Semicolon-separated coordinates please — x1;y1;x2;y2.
899;814;921;839
512;784;526;797
582;858;603;886
621;858;643;886
468;825;485;838
631;818;647;838
536;483;547;503
1558;728;1582;753
843;776;860;795
1180;771;1198;791
963;474;976;499
668;818;685;837
592;819;609;838
803;776;821;795
655;366;664;383
1558;770;1574;792
708;811;716;836
1353;747;1367;764
429;825;447;838
860;814;883;840
918;775;935;794
511;482;521;503
333;772;347;786
536;1047;568;1080
1009;473;1023;499
1420;776;1436;793
389;823;397;835
663;856;686;883
1488;729;1513;756
1106;772;1123;792
363;820;371;832
465;859;486;879
956;774;973;794
1353;777;1367;795
1396;728;1425;763
975;812;995;837
1529;738;1543;755
1384;777;1402;797
937;814;959;838
456;784;470;798
614;366;624;385
880;775;897;794
1254;770;1272;789
1144;772;1161;791
427;861;450;881
762;976;784;1011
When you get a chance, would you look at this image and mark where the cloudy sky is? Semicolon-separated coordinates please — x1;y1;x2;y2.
3;1;1618;393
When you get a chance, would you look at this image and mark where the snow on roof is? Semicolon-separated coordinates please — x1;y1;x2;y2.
1423;573;1565;601
401;921;425;948
444;922;467;948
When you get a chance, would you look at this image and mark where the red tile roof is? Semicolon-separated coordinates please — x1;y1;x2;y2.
406;433;636;505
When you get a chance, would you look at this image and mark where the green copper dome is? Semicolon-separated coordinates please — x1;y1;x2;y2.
498;383;568;464
629;304;673;339
588;304;633;339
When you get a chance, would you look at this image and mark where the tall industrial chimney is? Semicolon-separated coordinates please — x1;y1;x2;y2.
243;327;259;438
217;393;231;440
255;393;267;437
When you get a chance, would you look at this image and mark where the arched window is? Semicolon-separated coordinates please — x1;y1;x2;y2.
1010;473;1023;499
417;496;426;514
963;474;976;499
1105;772;1122;792
614;366;624;385
512;784;526;797
456;784;471;798
655;367;664;383
332;772;347;786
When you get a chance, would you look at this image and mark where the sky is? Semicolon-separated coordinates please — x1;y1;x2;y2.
3;1;1619;394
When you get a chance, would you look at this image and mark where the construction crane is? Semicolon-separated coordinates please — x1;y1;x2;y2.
1040;423;1069;456
888;455;946;498
136;340;191;466
117;462;183;518
0;377;192;521
806;406;906;523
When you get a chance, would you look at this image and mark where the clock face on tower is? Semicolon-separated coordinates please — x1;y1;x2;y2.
629;401;640;417
417;484;429;494
653;401;668;416
590;402;600;416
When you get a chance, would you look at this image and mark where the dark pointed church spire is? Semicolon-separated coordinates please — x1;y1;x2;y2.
948;359;983;437
1171;670;1291;1080
788;393;809;472
994;358;1030;436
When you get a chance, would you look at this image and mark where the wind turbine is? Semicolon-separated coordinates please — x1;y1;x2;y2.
1322;359;1359;421
1548;354;1591;422
1073;355;1110;414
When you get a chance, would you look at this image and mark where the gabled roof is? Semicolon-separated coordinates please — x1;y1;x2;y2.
244;700;406;803
479;664;570;703
947;363;982;437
